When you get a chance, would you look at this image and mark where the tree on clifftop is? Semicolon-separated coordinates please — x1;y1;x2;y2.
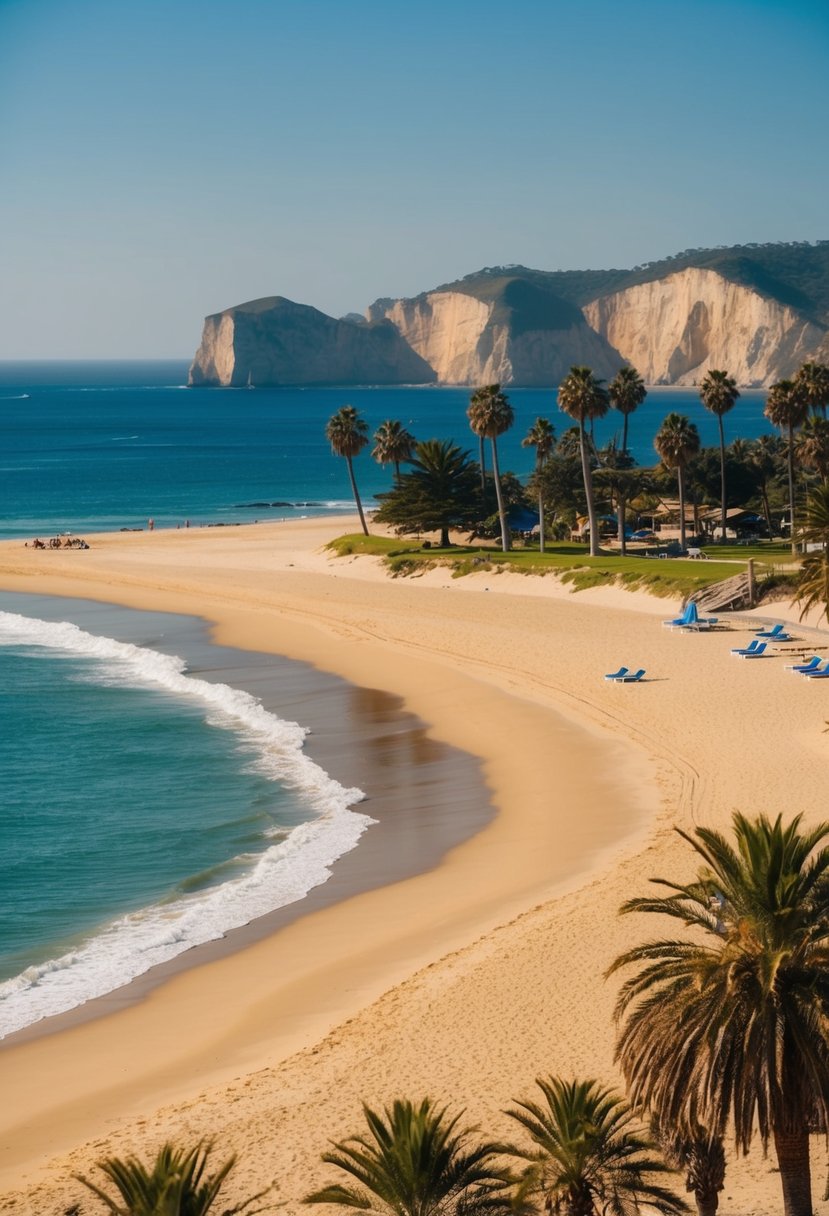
326;405;370;536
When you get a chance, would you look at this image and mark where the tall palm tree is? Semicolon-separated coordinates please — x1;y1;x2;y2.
74;1141;269;1215
765;379;808;555
654;413;700;552
795;361;829;419
609;812;829;1216
557;367;610;557
609;365;647;455
795;484;829;624
326;405;370;536
652;1122;725;1216
795;414;829;485
372;420;416;484
467;385;515;552
504;1076;686;1216
522;417;556;553
749;434;786;541
699;370;740;544
304;1098;513;1216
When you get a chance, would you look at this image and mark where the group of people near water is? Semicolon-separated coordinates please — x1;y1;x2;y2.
26;536;90;550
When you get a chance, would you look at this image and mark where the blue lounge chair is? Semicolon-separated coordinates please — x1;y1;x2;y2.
733;641;768;659
785;656;821;673
803;661;829;678
731;639;761;655
754;622;794;641
604;666;629;681
606;668;646;683
663;603;696;629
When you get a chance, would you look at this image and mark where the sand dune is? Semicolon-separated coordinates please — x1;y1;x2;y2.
0;518;827;1215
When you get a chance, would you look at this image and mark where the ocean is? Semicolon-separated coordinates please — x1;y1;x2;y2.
0;361;773;540
0;362;773;1038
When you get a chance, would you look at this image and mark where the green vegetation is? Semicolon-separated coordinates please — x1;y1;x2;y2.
75;1141;270;1215
326;534;752;596
304;1098;513;1216
610;813;829;1216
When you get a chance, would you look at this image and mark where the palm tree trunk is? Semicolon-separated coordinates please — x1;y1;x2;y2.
760;484;774;541
694;1191;719;1216
788;422;797;557
773;1126;813;1216
718;415;727;544
678;464;687;551
478;435;487;514
440;525;450;547
578;421;599;558
622;412;629;456
537;455;546;554
619;493;627;556
346;455;369;536
490;437;510;552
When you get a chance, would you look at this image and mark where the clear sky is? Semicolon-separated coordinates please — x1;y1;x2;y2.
1;0;827;358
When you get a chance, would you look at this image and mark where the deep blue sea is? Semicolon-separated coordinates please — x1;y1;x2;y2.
0;361;773;540
0;362;774;1038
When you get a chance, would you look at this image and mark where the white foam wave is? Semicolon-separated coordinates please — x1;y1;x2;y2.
0;611;372;1038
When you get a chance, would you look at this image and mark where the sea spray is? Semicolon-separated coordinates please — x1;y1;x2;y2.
0;611;372;1038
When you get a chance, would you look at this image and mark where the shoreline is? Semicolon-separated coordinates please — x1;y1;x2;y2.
0;517;826;1214
0;589;495;1044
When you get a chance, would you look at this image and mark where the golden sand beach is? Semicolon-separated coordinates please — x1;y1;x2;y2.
0;517;827;1215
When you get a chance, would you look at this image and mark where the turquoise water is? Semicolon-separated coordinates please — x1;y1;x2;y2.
0;362;773;540
0;600;368;1038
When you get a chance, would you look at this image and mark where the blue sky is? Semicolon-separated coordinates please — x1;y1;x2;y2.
1;0;827;358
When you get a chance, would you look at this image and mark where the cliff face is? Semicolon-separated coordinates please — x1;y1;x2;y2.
368;280;624;385
583;268;827;387
188;296;436;387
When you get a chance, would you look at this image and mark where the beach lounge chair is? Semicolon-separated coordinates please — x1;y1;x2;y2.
663;602;698;630
754;623;793;640
605;668;645;683
732;641;768;659
604;666;629;681
802;661;829;678
785;656;821;673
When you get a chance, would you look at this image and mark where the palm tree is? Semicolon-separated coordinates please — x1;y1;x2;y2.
504;1076;686;1216
652;1121;725;1216
557;367;610;557
654;414;700;552
522;417;556;553
749;434;786;540
699;370;740;544
304;1098;513;1216
374;439;480;547
326;405;370;536
74;1141;269;1215
765;379;808;554
795;361;829;419
467;385;515;552
795;484;829;624
796;414;829;485
609;812;829;1216
609;365;647;455
372;420;416;484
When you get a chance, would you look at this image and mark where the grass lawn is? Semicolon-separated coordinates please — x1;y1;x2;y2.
325;534;788;597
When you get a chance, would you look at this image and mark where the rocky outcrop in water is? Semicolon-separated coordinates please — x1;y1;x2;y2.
189;296;435;387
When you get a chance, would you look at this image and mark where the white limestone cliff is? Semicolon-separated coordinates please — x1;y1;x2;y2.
369;291;622;384
583;268;826;386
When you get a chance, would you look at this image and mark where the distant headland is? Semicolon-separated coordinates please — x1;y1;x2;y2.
189;241;829;389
